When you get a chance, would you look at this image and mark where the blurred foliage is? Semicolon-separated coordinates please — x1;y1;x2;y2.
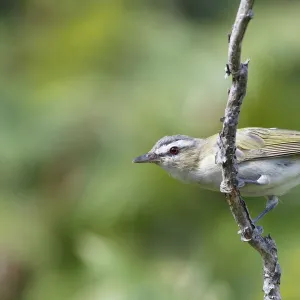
0;0;300;299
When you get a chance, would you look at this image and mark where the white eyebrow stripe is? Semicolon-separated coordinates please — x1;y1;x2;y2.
155;140;194;155
156;144;170;155
176;140;193;148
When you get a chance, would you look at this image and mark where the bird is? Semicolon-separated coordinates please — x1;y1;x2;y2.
133;127;300;223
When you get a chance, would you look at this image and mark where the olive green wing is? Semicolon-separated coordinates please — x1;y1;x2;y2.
236;127;300;162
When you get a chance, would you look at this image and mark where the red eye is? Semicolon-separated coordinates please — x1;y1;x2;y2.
169;146;179;155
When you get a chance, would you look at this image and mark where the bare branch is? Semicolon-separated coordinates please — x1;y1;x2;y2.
216;0;282;299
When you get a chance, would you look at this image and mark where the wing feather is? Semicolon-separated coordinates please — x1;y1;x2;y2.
236;128;300;162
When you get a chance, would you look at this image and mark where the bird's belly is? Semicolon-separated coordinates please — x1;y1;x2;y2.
239;158;300;196
240;177;300;196
192;157;300;197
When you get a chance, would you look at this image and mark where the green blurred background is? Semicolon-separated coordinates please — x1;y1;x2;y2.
0;0;300;299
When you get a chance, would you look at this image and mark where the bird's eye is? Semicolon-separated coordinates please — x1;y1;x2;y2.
169;146;179;155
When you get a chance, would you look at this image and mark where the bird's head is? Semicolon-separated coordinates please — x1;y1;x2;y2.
133;135;202;180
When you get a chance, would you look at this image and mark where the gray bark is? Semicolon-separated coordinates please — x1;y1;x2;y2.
215;1;282;299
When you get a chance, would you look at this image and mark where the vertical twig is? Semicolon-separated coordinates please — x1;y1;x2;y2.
215;1;282;299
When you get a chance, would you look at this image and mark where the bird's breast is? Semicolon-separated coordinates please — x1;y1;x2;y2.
188;156;223;190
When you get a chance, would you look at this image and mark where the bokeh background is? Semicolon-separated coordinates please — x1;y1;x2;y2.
1;0;300;299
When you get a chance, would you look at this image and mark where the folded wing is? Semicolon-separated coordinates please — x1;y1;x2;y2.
236;127;300;162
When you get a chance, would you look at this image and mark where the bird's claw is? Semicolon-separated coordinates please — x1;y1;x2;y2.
237;223;263;241
255;225;263;235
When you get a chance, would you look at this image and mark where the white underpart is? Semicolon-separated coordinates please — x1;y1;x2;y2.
168;155;300;197
162;165;191;183
257;175;270;185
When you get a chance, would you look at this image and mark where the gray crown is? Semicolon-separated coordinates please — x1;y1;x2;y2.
151;135;193;151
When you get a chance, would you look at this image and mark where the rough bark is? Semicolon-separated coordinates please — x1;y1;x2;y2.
215;1;282;299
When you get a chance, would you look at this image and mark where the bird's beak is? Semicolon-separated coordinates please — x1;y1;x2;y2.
132;153;159;163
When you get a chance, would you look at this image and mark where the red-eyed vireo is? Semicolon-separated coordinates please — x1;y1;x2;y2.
133;127;300;223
